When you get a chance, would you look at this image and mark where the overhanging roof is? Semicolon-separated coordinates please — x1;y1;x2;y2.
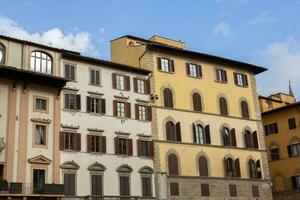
261;101;300;116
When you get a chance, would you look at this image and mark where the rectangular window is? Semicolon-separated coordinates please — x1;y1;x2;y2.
33;169;45;193
170;182;179;196
291;143;300;157
91;135;100;152
252;185;259;197
234;73;248;87
64;173;76;196
91;174;103;195
35;98;47;111
89;97;101;114
90;69;101;86
296;176;300;188
64;64;76;81
65;132;75;150
138;105;147;121
116;75;125;90
141;177;152;197
288;118;297;130
119;138;128;155
270;148;280;161
229;184;237;197
187;63;202;78
141;141;150;156
64;93;80;110
119;176;130;196
201;184;209;196
137;79;145;94
161;58;171;72
216;68;227;83
117;102;125;117
35;125;46;145
264;123;278;135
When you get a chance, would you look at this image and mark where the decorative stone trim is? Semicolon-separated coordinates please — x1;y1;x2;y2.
116;164;133;173
60;161;80;170
30;118;51;124
88;162;106;172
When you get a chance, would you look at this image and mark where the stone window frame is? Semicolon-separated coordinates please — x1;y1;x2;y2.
190;89;204;112
63;62;77;82
216;93;230;116
60;161;80;196
32;121;49;149
33;95;49;114
139;166;154;198
160;85;176;108
268;141;281;161
30;164;49;192
195;151;211;177
116;164;133;196
30;50;53;75
165;149;181;176
88;162;106;196
89;67;102;87
238;97;251;119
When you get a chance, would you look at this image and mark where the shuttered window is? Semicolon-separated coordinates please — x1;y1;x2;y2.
64;64;76;81
60;132;81;151
244;130;258;149
168;154;179;175
166;121;181;142
115;137;133;156
288;118;297;130
163;88;174;108
216;68;227;83
219;97;228;116
114;101;131;118
252;185;259;197
87;96;106;114
170;182;179;196
186;63;202;78
291;176;300;189
64;173;76;196
157;57;174;73
201;184;209;196
90;69;101;86
87;135;106;153
134;78;150;94
137;140;154;157
222;127;236;147
91;174;103;195
112;74;130;91
229;184;237;197
241;101;250;118
264;123;278;135
198;156;209;177
135;104;152;121
288;143;300;157
234;72;248;87
193;124;211;145
64;93;81;110
192;93;202;112
141;177;152;197
224;158;240;178
119;176;130;196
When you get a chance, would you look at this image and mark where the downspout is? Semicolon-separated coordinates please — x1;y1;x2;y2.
138;45;149;68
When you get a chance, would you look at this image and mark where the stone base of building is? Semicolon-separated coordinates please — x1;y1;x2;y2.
273;190;300;200
167;176;273;200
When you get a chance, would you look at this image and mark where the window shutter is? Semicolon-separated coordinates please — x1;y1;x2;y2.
235;158;241;177
274;123;278;133
201;184;209;196
170;59;175;72
205;125;211;144
147;106;152;121
76;133;81;151
125;76;130;91
113;100;118;116
114;137;119;154
125;102;131;118
133;78;137;92
291;176;297;189
256;160;262;179
287;145;292;157
157;57;162;70
101;99;106;114
170;182;179;196
100;136;106;153
192;124;196;143
223;70;227;82
59;132;65;150
233;73;238;85
127;139;133;156
198;156;209;177
168;154;179;175
86;97;91;112
87;135;92;152
229;185;237;197
230;128;237;146
186;63;190;76
137;140;141;157
252;131;258;149
264;126;269;136
76;95;81;110
95;71;100;85
112;73;116;89
244;74;248;86
175;122;181;142
145;80;150;94
149;141;154;157
198;65;202;77
135;104;139;120
224;158;228;177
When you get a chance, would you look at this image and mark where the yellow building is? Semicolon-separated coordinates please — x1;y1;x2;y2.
259;91;300;199
111;35;273;199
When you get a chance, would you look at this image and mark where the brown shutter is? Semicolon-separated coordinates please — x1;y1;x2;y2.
186;63;190;76
157;57;162;70
86;96;91;112
125;102;131;118
192;124;196;143
287;145;292;157
125;76;130;91
59;132;65;150
170;59;175;72
133;78;137;93
114;137;119;154
244;74;248;86
101;99;106;114
170;182;179;196
235;158;241;177
87;135;92;152
113;100;118;116
112;73;116;89
205;125;211;144
291;176;297;189
149;141;154;157
256;160;262;179
230;128;236;146
233;73;238;84
198;65;202;77
175;122;181;142
76;133;81;151
147;106;152;121
252;131;258;149
145;80;150;94
201;184;209;196
127;139;133;156
76;95;81;110
168;154;179;175
223;70;227;82
198;156;208;177
135;104;139;120
224;158;228;177
100;136;106;153
137;140;141;157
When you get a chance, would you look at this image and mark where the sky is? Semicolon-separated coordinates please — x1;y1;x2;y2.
0;0;300;99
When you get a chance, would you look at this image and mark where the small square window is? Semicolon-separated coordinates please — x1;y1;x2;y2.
35;98;47;111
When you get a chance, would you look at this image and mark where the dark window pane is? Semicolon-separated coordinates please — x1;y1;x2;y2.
141;177;152;197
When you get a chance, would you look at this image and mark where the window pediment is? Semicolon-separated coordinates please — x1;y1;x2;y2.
60;161;80;170
88;162;106;172
116;164;133;173
28;155;51;165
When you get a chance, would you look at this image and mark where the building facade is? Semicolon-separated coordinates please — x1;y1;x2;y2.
111;35;273;199
260;92;300;199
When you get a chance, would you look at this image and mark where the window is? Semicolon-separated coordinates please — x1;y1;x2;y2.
137;140;154;157
91;174;103;195
186;63;202;78
241;101;250;118
193;124;211;145
137;79;145;93
0;164;4;179
222;127;236;147
252;185;259;197
64;64;76;81
112;73;130;91
244;130;258;149
87;96;105;114
291;175;300;189
265;100;272;109
33;169;45;193
117;102;125;117
170;182;179;196
119;138;128;155
119;176;130;196
201;184;209;196
141;177;152;197
90;69;101;86
288;143;300;157
163;88;174;108
87;135;106;153
138;105;146;120
168;154;179;175
35;98;47;111
192;93;202;112
65;133;75;150
229;184;237;197
135;104;152;121
224;158;240;177
157;57;174;73
264;123;278;136
198;156;209;177
35;125;46;145
270;148;280;161
64;173;76;196
114;101;131;118
64;93;81;110
30;51;52;74
115;137;132;156
60;132;81;151
116;75;125;90
249;159;262;179
134;78;150;94
166;121;181;142
234;73;248;87
216;68;227;83
219;97;228;116
0;43;5;64
288;118;297;130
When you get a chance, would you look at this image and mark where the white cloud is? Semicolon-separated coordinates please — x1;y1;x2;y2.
213;22;232;38
258;37;300;98
249;11;276;26
0;17;94;53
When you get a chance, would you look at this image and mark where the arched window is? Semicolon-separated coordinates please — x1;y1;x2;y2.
30;51;52;74
192;93;202;111
0;43;5;64
194;124;204;144
222;127;230;146
224;157;241;177
168;153;179;175
249;159;256;178
244;130;252;148
241;101;250;118
166;121;176;141
198;156;208;177
219;97;228;116
163;88;173;108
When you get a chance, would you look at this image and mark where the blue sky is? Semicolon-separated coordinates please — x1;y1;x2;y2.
0;0;300;99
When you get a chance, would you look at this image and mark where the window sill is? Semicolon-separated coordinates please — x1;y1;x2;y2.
63;108;80;113
87;112;104;116
235;83;248;88
214;80;228;84
33;144;47;149
88;83;102;87
88;151;105;155
157;70;174;74
115;116;130;120
62;149;79;153
33;109;48;114
187;75;202;79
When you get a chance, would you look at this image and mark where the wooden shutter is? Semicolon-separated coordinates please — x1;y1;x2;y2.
120;176;130;196
125;102;131;118
168;154;179;175
287;145;292;157
229;185;237;197
233;73;238;85
219;98;228;115
137;140;141;157
76;133;81;151
76;95;81;110
170;182;179;196
133;78;137;92
125;76;130;91
100;136;106;153
147;106;152;121
157;57;162;70
252;131;258;149
113;100;118;116
274;123;278;133
170;59;175;72
291;176;297;189
256;160;262;179
235;158;241;177
230;128;237;146
201;184;209;196
64;173;75;196
223;70;227;82
127;139;133;156
112;73;116;89
164;88;173;108
192;124;196;143
193;93;202;112
145;80;150;94
91;175;102;195
264;125;269;136
288;118;296;129
224;158;228;177
244;74;248;86
87;135;92;152
205;125;211;144
149;141;154;157
59;132;65;150
95;70;100;85
114;137;119;154
175;122;181;142
198;156;209;177
241;101;249;118
141;177;152;197
101;99;106;114
86;97;91;112
252;185;259;197
197;65;202;77
135;104;139;120
186;63;190;75
64;65;70;79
